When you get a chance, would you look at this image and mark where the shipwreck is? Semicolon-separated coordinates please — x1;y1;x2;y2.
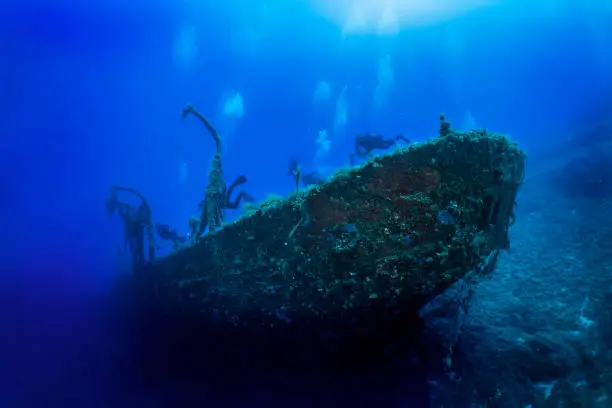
134;126;525;356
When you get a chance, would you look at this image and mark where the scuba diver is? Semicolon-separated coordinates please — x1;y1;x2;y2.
438;114;452;137
105;185;156;268
182;104;255;240
302;171;325;187
350;132;411;165
205;174;254;210
155;224;188;250
288;159;302;191
288;159;326;190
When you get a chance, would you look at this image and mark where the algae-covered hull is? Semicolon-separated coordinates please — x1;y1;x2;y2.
135;131;525;335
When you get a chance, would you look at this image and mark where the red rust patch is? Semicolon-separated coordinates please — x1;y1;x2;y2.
307;166;441;231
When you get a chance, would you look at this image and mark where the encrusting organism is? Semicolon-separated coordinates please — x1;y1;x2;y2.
350;132;411;165
182;104;254;240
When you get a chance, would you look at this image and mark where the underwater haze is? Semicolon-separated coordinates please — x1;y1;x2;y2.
1;0;612;406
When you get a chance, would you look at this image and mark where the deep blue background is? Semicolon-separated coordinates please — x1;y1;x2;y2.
0;0;610;405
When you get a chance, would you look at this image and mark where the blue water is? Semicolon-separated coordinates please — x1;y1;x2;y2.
1;0;611;406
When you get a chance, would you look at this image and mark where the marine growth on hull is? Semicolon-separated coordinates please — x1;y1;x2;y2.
134;119;526;336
